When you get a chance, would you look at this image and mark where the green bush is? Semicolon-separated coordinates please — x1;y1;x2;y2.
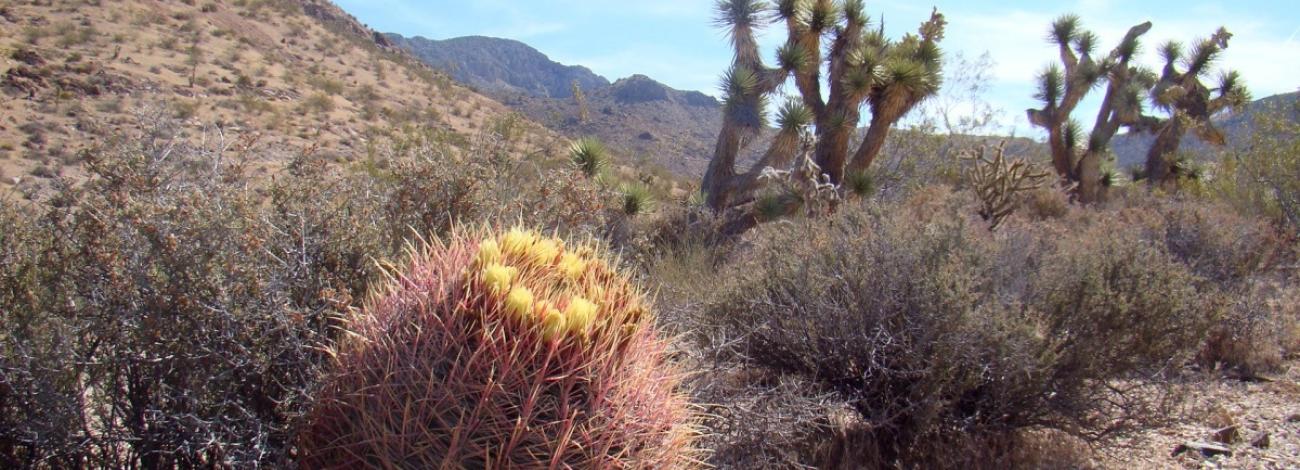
694;188;1218;468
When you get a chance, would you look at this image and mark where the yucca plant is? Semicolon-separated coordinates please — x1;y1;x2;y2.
299;229;697;468
1027;15;1156;203
619;182;656;217
1142;29;1250;186
702;0;947;211
843;171;876;197
570;137;610;178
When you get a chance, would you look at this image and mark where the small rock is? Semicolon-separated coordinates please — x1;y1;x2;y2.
1212;425;1240;444
1251;432;1270;449
1287;413;1300;423
1172;441;1233;458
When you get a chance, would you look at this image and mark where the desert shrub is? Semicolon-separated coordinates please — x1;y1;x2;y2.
1133;197;1281;284
301;92;335;114
0;117;392;467
364;128;608;242
0;107;607;468
1204;105;1300;231
1106;194;1291;374
694;188;1217;468
1200;281;1300;376
1020;186;1070;221
299;229;697;467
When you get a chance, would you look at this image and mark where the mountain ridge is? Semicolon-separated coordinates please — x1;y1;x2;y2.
385;34;609;99
388;34;730;177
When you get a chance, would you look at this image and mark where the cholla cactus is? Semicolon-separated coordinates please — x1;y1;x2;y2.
299;228;697;468
962;142;1050;231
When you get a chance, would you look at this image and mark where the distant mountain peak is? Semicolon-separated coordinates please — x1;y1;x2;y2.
609;74;718;107
385;34;608;99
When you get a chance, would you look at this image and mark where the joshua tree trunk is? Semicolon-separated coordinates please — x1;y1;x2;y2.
702;121;749;210
812;118;858;184
1145;118;1185;187
845;112;894;178
1076;149;1104;203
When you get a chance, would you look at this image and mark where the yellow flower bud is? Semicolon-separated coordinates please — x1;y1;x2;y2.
529;238;561;266
541;309;567;341
504;287;534;320
564;297;598;336
481;264;515;294
476;239;502;266
502;228;537;256
558;253;587;280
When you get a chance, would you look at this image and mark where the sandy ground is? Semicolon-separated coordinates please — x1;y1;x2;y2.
1097;362;1300;469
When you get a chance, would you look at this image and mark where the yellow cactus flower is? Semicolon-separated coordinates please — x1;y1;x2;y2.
541;308;567;341
501;228;537;256
529;238;561;266
564;297;598;336
476;239;502;266
481;264;515;294
558;253;587;280
504;287;534;320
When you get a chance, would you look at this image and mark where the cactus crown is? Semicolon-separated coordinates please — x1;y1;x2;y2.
469;227;647;343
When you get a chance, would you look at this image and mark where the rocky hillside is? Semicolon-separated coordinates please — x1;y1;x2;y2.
386;34;608;99
388;34;730;178
0;0;562;198
1112;91;1300;170
502;74;727;177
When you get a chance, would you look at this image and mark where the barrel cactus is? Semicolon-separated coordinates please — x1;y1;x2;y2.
298;228;697;468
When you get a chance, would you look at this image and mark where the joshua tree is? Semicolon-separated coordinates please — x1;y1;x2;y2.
1142;29;1250;186
1027;16;1156;203
702;0;946;211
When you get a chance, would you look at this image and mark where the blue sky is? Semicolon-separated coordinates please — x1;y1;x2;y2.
337;0;1300;135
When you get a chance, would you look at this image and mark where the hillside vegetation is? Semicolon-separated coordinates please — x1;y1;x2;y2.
1;1;1298;469
0;0;559;198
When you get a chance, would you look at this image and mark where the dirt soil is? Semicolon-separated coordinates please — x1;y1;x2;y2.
1098;361;1300;469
